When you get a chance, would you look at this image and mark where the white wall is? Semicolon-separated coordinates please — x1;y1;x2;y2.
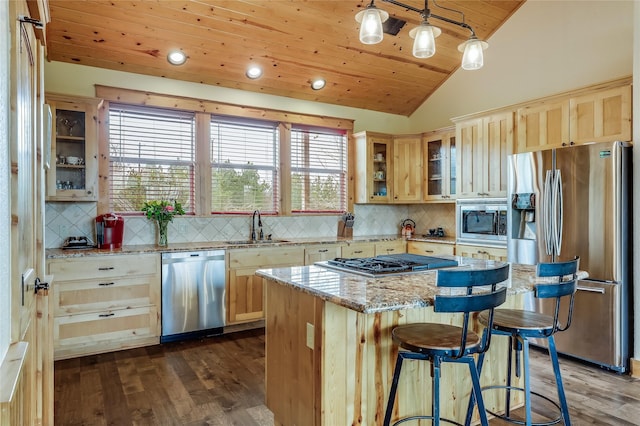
44;62;411;134
0;0;11;363
409;0;633;130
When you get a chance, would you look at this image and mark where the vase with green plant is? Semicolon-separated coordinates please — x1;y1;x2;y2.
141;200;185;246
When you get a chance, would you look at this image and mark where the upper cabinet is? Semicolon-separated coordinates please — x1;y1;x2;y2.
46;94;102;201
516;82;631;153
423;127;456;202
354;131;393;204
392;135;422;203
455;111;513;199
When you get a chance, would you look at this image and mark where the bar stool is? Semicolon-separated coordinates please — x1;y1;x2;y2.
467;257;579;426
383;264;509;426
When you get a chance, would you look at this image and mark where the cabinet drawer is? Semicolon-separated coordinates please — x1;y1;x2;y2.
374;240;406;256
229;248;304;269
53;275;159;316
456;244;507;261
407;241;455;256
48;253;160;281
304;244;342;265
54;306;159;354
341;243;374;258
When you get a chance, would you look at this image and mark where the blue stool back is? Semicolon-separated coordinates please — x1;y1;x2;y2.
535;257;579;335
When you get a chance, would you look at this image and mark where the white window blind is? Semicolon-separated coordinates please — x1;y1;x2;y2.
210;117;279;213
291;125;347;212
108;104;195;213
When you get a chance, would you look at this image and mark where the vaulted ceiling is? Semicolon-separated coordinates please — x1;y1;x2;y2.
45;1;525;116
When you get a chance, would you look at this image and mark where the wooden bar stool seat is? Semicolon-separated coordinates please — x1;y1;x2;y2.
466;257;579;426
383;264;510;426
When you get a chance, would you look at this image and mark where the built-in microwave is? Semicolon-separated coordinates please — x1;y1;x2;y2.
456;199;507;246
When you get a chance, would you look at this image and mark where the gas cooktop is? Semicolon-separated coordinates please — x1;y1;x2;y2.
318;253;458;277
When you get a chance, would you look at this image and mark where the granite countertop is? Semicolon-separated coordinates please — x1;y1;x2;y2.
256;258;589;314
45;234;414;259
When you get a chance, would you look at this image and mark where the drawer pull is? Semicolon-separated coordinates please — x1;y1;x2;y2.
98;267;115;271
354;250;363;254
98;282;115;286
98;313;115;318
319;249;328;253
424;250;434;253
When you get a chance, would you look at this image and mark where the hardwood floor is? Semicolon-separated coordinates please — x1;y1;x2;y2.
54;328;640;425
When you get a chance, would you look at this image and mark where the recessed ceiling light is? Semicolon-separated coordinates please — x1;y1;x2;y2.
311;78;326;90
167;50;187;65
246;65;263;79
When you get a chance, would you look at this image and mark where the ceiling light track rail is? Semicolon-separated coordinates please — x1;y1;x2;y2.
355;0;488;70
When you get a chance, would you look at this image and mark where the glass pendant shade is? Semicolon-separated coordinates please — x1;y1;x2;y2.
355;6;389;45
409;22;441;59
459;37;489;70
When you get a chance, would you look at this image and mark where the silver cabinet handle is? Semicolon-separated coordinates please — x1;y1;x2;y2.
576;286;606;294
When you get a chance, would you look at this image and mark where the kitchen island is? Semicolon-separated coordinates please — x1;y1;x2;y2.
256;258;586;426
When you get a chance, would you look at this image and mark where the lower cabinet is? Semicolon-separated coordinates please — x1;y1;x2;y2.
227;247;305;324
407;241;455;256
455;244;507;261
47;253;161;360
304;244;342;265
374;240;406;256
341;242;375;258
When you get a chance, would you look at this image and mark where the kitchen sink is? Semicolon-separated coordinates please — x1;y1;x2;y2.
224;239;290;245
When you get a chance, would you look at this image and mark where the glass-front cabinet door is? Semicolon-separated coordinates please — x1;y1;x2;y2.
354;131;393;204
423;127;456;202
46;94;102;201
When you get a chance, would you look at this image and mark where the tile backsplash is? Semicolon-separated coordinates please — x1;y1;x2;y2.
45;202;456;248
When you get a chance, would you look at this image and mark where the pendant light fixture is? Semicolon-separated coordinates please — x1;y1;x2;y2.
354;1;389;44
355;0;488;70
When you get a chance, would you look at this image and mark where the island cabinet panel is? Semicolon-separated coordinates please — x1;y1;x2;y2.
264;280;525;425
47;253;161;360
227;248;304;324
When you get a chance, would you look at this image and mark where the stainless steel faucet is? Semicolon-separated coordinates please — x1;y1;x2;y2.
251;210;262;241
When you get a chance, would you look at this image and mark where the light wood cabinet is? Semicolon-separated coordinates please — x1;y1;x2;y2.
45;93;102;201
354;131;393;203
341;242;375;258
407;241;455;256
304;244;342;264
455;244;507;262
392;135;423;203
227;247;304;324
47;253;161;360
516;83;631;153
374;240;406;256
423;127;456;202
456;111;513;199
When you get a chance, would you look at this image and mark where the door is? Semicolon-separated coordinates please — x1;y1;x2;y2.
4;2;50;424
529;280;627;371
554;142;629;280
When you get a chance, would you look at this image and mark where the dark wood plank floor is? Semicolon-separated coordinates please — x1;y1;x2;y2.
55;328;640;425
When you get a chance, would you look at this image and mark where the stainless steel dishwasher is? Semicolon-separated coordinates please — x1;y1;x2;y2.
161;250;226;343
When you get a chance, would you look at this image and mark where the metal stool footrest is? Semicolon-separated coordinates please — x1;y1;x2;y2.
481;385;563;426
392;415;464;426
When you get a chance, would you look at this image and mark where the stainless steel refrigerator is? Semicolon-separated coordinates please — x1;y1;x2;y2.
507;141;632;372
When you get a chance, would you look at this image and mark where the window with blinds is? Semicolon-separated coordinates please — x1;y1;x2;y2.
291;125;347;213
108;104;195;213
210;117;279;213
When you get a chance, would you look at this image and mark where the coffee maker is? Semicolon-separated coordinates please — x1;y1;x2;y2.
95;213;124;249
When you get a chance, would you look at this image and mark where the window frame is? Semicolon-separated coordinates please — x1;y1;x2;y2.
96;86;354;217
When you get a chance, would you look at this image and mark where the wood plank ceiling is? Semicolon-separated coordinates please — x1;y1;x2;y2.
45;0;525;116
